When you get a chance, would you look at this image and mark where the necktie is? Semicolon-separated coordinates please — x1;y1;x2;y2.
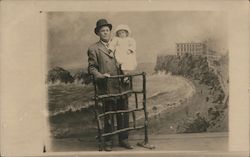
106;43;114;57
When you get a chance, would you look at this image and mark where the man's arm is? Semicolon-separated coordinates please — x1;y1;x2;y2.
87;47;104;79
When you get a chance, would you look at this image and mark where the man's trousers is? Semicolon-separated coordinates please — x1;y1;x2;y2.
102;96;129;145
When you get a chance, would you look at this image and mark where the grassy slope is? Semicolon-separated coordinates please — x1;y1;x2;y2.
146;79;228;135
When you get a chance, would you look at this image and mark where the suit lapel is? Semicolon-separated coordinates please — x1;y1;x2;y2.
97;41;114;58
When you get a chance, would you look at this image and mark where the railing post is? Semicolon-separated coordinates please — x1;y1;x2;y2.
132;111;136;129
129;76;133;90
93;76;103;151
137;72;155;149
135;93;138;109
142;72;148;143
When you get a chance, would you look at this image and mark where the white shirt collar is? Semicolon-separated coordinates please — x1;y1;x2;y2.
100;40;109;48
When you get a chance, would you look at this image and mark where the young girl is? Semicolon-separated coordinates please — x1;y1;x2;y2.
108;24;137;74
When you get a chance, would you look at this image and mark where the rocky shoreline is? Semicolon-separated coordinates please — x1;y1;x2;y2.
136;75;196;121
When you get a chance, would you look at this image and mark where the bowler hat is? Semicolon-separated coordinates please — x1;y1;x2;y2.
94;19;112;35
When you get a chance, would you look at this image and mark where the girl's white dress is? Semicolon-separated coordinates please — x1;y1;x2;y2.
109;37;137;71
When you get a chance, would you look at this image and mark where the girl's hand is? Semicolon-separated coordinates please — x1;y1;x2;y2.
127;49;133;54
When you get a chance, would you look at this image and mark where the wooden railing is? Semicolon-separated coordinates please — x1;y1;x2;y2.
92;72;152;150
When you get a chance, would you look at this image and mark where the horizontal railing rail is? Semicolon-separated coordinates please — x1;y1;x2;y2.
101;126;144;137
94;90;144;100
93;72;145;80
97;108;144;118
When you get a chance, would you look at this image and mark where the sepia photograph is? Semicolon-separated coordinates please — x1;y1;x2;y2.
46;11;229;152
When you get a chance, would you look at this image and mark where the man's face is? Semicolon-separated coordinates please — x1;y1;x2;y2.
98;26;111;42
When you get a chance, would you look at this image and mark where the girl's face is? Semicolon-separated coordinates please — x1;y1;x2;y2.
117;30;128;38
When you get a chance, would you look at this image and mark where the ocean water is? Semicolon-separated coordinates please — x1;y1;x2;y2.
48;74;195;138
48;83;94;116
48;74;194;116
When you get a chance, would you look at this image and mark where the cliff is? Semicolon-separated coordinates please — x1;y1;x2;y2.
47;67;74;84
155;53;225;105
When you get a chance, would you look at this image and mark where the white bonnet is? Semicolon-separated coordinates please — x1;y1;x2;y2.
114;24;131;36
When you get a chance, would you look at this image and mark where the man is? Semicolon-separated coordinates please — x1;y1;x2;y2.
87;19;133;151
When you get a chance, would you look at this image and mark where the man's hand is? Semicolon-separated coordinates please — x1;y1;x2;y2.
103;73;110;77
95;73;110;79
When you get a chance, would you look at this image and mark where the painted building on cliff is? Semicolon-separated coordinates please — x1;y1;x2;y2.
176;42;207;56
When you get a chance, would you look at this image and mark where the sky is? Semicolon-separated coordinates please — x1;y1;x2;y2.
47;11;228;70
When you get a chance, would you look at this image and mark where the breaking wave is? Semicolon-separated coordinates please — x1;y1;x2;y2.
50;101;94;116
48;83;94;116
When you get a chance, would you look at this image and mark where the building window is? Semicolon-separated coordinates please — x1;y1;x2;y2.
176;42;206;55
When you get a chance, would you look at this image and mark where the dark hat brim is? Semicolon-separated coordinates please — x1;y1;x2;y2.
94;24;112;35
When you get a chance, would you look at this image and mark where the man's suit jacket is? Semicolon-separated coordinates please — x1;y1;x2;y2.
87;40;124;95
